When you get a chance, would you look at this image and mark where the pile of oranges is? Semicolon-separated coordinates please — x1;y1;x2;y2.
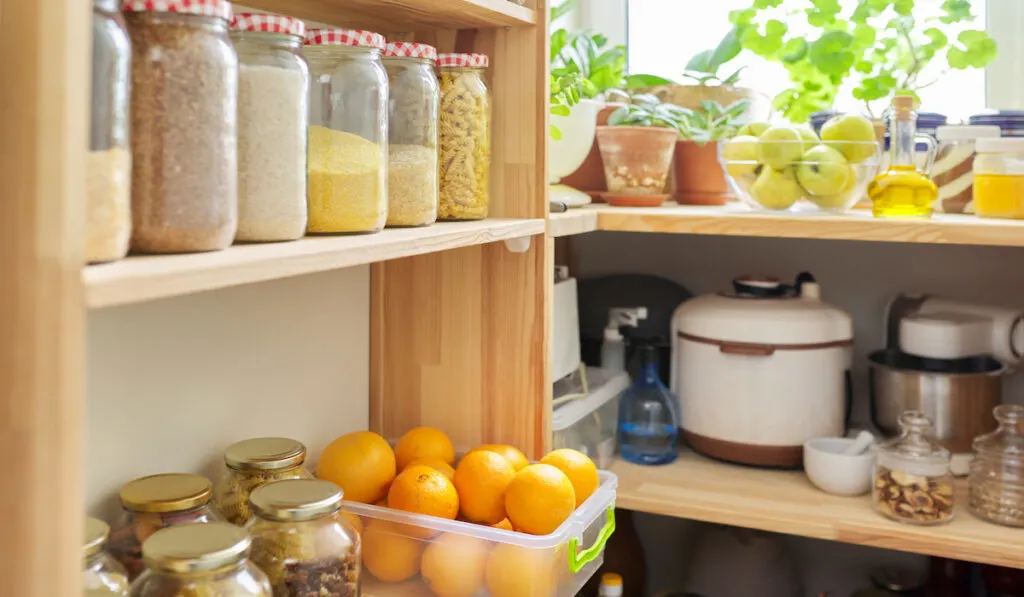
315;427;601;597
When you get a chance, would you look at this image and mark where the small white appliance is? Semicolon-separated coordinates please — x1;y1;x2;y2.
552;266;581;382
549;99;600;208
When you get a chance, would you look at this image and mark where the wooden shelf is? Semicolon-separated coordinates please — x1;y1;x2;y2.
549;209;598;237
242;0;536;30
610;451;1024;569
84;218;543;308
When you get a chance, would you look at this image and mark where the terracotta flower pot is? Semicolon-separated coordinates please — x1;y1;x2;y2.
559;102;626;201
595;126;677;207
673;140;731;205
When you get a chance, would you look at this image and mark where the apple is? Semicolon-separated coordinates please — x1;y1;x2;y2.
749;167;804;211
795;125;820;152
756;126;804;170
721;135;760;180
820;114;877;163
807;167;860;210
795;145;854;196
738;121;771;138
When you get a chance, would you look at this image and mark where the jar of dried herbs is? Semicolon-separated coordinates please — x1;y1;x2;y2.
969;404;1024;527
123;0;238;253
438;53;491;221
214;437;313;526
248;479;360;597
384;42;439;228
107;473;222;580
130;523;271;597
84;517;130;597
873;411;955;526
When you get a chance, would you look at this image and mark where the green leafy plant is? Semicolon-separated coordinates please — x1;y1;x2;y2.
676;99;752;144
682;27;747;86
549;72;587;140
606;94;684;129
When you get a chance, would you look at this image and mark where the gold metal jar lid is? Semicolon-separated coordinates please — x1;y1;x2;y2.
120;473;213;513
249;479;342;522
84;517;110;557
142;523;250;575
224;437;307;471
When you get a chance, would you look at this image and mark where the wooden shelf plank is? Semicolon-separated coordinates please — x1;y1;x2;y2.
242;0;535;30
84;218;544;308
549;209;598;237
610;451;1024;569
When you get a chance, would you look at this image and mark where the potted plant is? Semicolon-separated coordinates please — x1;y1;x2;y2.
673;99;750;205
549;72;601;207
595;96;681;207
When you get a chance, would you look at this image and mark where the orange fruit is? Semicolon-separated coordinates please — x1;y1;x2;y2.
387;464;459;538
453;450;515;524
362;520;424;583
395;427;455;471
421;533;490;597
485;543;556;597
408;457;456;481
491;518;514;531
316;431;396;504
540;449;600;507
469;444;530;471
505;464;575;536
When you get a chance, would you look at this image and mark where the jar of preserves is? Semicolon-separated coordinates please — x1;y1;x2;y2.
972;138;1024;219
230;13;309;242
931;124;1000;214
214;437;313;525
873;411;955;525
89;0;132;263
123;0;238;253
248;479;360;597
438;53;491;220
304;29;388;234
84;517;130;597
384;42;439;228
130;523;271;597
107;473;222;579
969;404;1024;526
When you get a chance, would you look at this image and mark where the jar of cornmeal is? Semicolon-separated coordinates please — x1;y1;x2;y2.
214;437;312;526
438;53;491;221
973;138;1024;219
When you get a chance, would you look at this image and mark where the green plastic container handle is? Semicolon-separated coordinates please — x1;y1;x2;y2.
567;506;616;574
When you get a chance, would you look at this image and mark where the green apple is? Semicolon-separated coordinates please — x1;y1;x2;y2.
749;167;804;210
807;167;860;210
795;145;853;196
738;121;771;138
820;114;877;164
756;126;804;170
795;125;820;152
721;135;760;180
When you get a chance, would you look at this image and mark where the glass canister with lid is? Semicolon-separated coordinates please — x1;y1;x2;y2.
931;124;1001;214
107;473;222;579
438;53;491;221
84;517;130;597
229;13;309;242
383;41;440;228
122;0;238;253
873;411;955;525
304;28;389;234
969;404;1024;527
972;137;1024;219
247;479;360;597
214;437;313;525
130;523;271;597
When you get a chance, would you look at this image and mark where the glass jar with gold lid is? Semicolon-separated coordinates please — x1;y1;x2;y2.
84;517;130;597
130;522;271;597
214;437;313;525
108;473;221;579
247;479;360;597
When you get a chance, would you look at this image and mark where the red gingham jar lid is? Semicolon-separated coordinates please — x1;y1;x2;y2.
122;0;232;20
384;42;438;61
231;13;305;37
437;53;489;68
305;28;386;50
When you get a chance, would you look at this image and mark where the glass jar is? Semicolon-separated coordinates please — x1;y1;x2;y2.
438;53;491;220
214;437;313;525
873;411;955;525
130;523;271;597
84;517;130;597
304;28;388;234
230;14;309;242
972;138;1024;219
123;0;238;253
107;473;222;580
970;111;1024;138
932;125;1001;214
247;479;360;597
89;0;132;263
969;404;1024;527
384;42;440;228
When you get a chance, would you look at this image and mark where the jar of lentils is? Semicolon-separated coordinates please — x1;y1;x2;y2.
969;404;1024;526
214;437;313;526
84;518;130;597
438;53;491;221
123;0;238;253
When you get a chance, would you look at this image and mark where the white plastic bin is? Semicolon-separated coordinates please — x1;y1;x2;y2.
553;367;630;469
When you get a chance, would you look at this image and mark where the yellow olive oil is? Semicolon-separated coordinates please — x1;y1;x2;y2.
869;95;939;219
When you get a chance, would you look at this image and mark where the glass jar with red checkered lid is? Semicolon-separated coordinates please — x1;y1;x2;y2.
437;53;491;220
383;41;439;227
304;28;389;234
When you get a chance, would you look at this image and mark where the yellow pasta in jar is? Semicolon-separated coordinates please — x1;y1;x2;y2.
437;53;491;221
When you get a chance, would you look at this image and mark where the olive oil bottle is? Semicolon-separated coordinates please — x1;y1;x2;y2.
868;95;938;218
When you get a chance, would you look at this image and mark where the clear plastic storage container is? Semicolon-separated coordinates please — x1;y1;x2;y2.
552;367;630;469
969;404;1024;527
438;53;491;221
214;437;313;526
973;138;1024;219
873;411;954;526
304;28;388;234
84;518;130;597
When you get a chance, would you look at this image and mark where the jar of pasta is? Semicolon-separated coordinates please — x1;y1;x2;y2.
107;473;222;580
973;138;1024;219
247;479;360;597
304;29;388;234
384;42;439;227
84;518;130;597
438;53;491;220
214;437;313;526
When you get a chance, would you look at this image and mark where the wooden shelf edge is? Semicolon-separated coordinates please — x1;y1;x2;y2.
240;0;535;31
548;209;598;237
84;218;545;309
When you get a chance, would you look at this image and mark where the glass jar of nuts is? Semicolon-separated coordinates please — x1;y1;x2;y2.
969;404;1024;527
214;437;313;526
873;411;955;525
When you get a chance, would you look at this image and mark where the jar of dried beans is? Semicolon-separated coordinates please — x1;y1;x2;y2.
107;473;222;580
230;13;309;242
84;518;130;597
130;523;271;597
247;479;360;597
214;437;313;526
384;42;439;227
873;411;955;526
304;29;388;234
969;404;1024;527
123;0;238;253
438;53;491;221
89;0;131;263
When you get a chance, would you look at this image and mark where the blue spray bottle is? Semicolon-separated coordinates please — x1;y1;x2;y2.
618;345;679;465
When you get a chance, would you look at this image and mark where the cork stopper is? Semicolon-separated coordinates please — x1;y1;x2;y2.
893;95;915;121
